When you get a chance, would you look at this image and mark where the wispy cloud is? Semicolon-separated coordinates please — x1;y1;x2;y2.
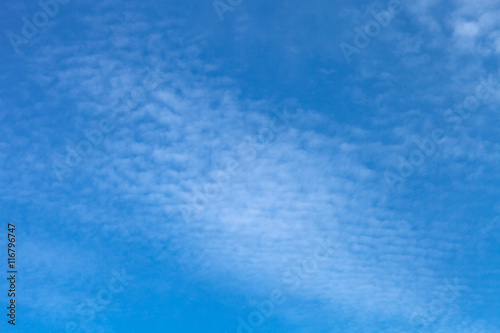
0;0;499;332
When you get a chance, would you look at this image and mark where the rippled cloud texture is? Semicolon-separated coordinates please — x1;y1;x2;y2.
0;0;499;332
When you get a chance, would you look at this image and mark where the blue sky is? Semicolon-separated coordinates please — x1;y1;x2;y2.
1;0;499;332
